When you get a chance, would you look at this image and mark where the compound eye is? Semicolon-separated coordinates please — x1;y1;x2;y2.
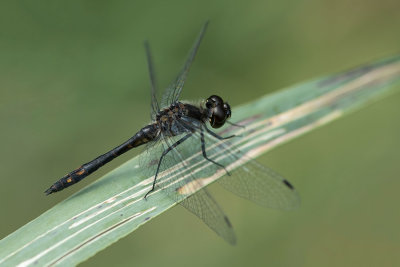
206;95;230;128
224;103;231;118
210;105;227;128
208;95;223;106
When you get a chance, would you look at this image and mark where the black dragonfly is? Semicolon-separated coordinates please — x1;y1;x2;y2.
45;22;300;244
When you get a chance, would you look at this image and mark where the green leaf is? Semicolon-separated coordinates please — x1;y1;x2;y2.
1;55;400;266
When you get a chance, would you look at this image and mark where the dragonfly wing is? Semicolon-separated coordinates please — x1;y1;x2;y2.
180;188;236;244
144;41;160;120
139;128;236;244
188;124;301;210
160;21;209;108
217;159;300;210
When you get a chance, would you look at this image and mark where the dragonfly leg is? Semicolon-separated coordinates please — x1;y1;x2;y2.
200;129;231;176
144;133;192;199
226;120;245;128
204;125;236;140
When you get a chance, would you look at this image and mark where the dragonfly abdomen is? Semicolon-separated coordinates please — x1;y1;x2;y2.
45;124;158;195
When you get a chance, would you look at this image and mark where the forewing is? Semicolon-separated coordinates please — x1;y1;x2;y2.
218;159;300;210
160;21;209;107
189;126;301;210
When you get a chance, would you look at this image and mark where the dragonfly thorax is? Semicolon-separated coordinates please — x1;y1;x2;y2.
155;102;191;135
155;102;185;120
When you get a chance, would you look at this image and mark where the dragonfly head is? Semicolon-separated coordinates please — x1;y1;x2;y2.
205;95;231;128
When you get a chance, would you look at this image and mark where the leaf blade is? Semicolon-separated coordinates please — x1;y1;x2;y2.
1;55;400;267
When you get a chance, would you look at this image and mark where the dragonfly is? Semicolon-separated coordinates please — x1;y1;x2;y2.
45;22;300;244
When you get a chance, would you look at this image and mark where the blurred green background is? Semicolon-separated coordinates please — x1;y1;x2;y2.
1;1;400;266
